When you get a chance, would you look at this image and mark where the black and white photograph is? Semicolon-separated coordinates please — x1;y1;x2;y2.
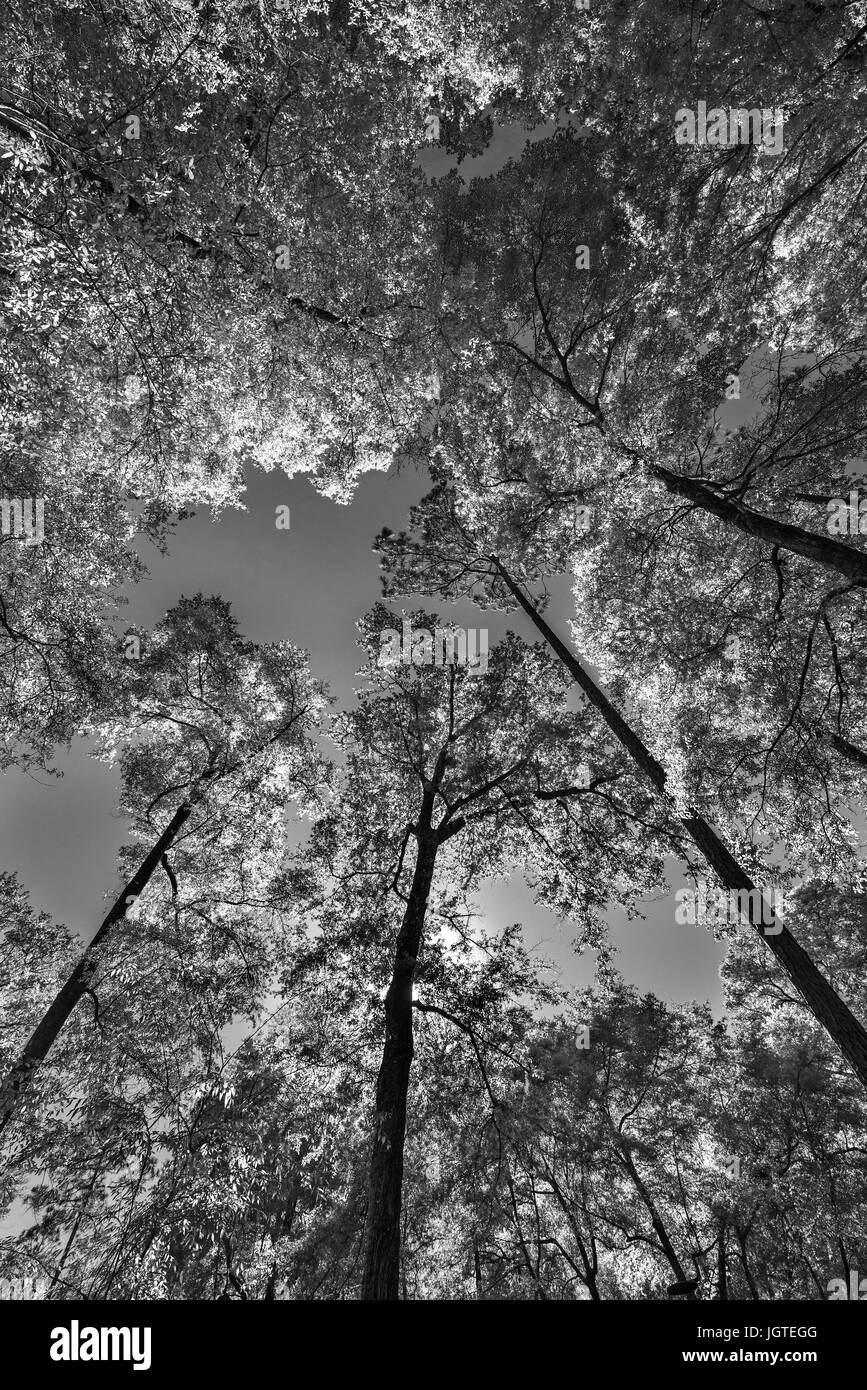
0;0;865;1361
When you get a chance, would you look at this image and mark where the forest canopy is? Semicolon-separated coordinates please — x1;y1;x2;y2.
0;0;865;1304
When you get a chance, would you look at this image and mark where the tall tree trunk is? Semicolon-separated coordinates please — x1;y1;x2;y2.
504;1173;548;1299
831;732;867;768
648;464;867;584
473;1237;484;1299
493;557;867;1090
48;1161;103;1297
361;831;438;1299
735;1226;761;1300
717;1220;729;1301
0;796;198;1140
617;1142;698;1299
543;1161;602;1299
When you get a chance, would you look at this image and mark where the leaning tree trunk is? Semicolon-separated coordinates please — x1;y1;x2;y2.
0;796;198;1140
617;1141;699;1299
544;1164;602;1300
648;464;867;584
361;831;438;1300
493;558;867;1090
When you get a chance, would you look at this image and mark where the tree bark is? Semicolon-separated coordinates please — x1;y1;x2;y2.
831;731;867;768
735;1226;761;1299
360;830;439;1299
717;1220;728;1301
649;464;867;584
617;1142;698;1298
0;796;197;1139
473;1237;484;1299
544;1163;602;1300
493;557;867;1090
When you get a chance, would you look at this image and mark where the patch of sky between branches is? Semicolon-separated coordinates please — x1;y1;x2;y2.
417;108;587;187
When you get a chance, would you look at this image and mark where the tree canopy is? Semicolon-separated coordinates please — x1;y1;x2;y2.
1;0;866;1303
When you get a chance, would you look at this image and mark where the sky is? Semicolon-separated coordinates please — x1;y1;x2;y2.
0;457;727;1013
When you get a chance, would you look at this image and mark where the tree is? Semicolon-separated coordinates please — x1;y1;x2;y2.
402;967;866;1300
374;486;867;1087
299;603;671;1296
0;594;327;1142
3;0;867;1305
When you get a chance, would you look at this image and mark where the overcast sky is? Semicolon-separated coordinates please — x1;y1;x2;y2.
0;455;727;1012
